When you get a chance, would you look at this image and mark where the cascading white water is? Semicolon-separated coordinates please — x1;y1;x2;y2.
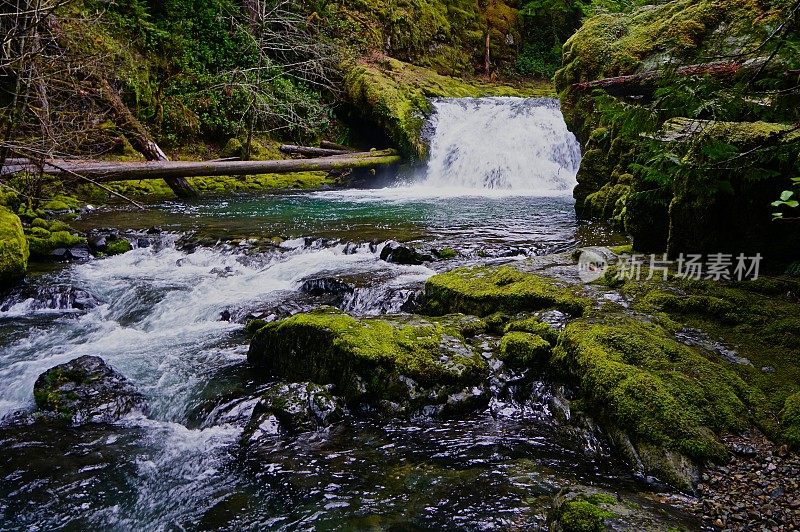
420;97;581;192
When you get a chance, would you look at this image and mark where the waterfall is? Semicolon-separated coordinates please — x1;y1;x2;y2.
420;97;581;193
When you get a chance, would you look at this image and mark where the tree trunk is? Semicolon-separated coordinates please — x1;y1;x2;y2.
570;60;768;98
280;145;352;157
320;141;357;152
23;150;401;182
96;78;197;198
484;32;491;75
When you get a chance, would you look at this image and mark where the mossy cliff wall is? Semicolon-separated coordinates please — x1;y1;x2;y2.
0;207;29;287
556;0;800;258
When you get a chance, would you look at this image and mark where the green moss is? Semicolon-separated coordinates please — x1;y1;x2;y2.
105;239;132;256
0;206;29;285
31;218;49;229
619;276;800;440
504;316;560;345
435;247;458;259
28;226;51;238
423;265;590;317
498;332;551;368
782;393;800;448
555;498;616;532
552;314;768;463
248;308;487;404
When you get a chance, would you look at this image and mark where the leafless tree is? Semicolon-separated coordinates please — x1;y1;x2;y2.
224;0;340;159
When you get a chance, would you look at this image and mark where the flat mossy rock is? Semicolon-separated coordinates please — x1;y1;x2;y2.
552;314;768;469
0;206;29;286
33;355;147;425
247;308;487;412
423;265;590;317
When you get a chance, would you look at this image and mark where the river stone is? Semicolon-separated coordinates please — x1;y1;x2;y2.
300;277;354;296
247;308;488;413
243;382;344;440
33;355;146;425
379;241;433;265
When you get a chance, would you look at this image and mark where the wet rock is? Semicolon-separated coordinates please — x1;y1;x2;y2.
300;277;355;296
33;355;146;425
87;233;107;252
49;247;69;261
380;241;433;265
219;310;231;322
67;246;91;261
243;382;344;440
247;308;487;413
675;328;752;366
137;238;150;248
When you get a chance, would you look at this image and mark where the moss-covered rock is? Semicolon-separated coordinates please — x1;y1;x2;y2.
26;229;86;258
247;308;487;412
552;314;767;466
423;265;590;317
556;0;799;257
33;355;147;425
0;206;29;286
782;393;800;449
105;238;132;256
498;331;551;368
550;493;617;532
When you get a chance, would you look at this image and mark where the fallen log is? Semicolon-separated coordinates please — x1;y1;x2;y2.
320;141;357;152
571;59;768;97
280;144;351;158
22;150;401;182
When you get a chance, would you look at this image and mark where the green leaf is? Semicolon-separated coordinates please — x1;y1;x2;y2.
773;212;784;219
786;200;799;208
780;190;795;201
772;200;786;207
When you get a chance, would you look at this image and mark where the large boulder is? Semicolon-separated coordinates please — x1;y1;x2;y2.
33;355;146;425
551;314;766;490
247;308;488;414
0;206;29;287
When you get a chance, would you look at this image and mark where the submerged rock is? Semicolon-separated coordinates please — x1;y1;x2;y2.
243;382;344;441
33;355;146;425
247;308;488;414
379;241;433;265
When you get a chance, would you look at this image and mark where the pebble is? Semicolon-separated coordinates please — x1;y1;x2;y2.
684;432;800;530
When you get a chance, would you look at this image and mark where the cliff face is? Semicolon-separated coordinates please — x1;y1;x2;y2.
556;0;800;259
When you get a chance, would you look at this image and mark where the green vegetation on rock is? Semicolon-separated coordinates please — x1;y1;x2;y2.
552;314;766;462
552;493;617;532
0;206;30;286
498;331;551;367
247;308;487;407
424;265;590;317
105;239;132;256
